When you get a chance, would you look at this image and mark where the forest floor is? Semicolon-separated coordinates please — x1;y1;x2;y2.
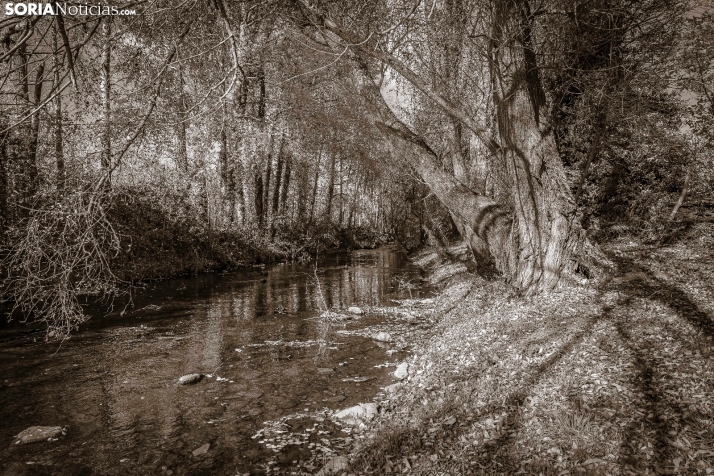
332;221;714;476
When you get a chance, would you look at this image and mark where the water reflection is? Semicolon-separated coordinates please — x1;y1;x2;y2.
0;247;427;475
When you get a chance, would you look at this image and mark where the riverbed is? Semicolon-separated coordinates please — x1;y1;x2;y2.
0;247;430;476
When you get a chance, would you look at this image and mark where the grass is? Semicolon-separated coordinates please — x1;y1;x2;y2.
327;222;714;476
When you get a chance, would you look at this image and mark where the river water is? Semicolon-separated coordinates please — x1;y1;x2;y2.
0;247;429;476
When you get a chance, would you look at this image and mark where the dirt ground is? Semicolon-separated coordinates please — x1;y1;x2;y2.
334;222;714;476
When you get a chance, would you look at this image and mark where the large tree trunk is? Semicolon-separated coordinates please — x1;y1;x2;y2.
485;0;591;292
351;46;590;291
295;1;603;291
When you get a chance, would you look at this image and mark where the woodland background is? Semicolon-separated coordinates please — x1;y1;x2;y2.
0;0;713;338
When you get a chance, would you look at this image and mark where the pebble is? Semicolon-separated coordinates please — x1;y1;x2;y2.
15;426;64;445
192;443;210;456
347;306;364;315
334;403;378;425
384;382;403;394
394;362;409;380
373;332;392;343
178;374;203;385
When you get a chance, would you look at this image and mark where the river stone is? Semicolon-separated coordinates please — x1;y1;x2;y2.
15;426;64;445
347;306;364;315
192;443;210;456
394;362;409;380
373;332;392;343
384;382;403;394
316;455;349;476
334;403;378;425
326;394;346;403
178;373;203;385
317;367;335;374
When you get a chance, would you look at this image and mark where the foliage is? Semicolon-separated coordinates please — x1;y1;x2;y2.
2;189;124;340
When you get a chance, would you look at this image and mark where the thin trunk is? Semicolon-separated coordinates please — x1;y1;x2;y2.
308;149;321;224
325;152;336;222
269;138;284;238
669;167;691;221
0;132;7;236
218;127;235;224
15;42;33;217
271;139;284;216
202;171;210;228
237;175;246;224
100;18;112;181
27;62;43;197
279;152;291;214
53;27;65;192
262;150;272;230
452;120;468;184
254;172;264;227
176;58;190;174
257;68;266;118
338;157;344;227
297;163;308;223
347;173;362;229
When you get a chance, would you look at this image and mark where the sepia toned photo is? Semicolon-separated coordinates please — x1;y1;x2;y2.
1;1;713;475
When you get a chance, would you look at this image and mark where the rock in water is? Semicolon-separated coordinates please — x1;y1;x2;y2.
347;306;364;315
334;403;378;425
373;332;392;343
178;373;203;385
394;362;409;380
326;395;346;403
15;426;64;445
316;455;349;476
192;443;210;456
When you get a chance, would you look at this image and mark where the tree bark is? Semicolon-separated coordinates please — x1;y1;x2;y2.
484;0;590;292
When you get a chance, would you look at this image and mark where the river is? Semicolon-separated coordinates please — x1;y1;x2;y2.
0;247;430;476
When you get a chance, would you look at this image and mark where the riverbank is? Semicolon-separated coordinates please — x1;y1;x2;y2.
107;193;382;282
330;222;714;475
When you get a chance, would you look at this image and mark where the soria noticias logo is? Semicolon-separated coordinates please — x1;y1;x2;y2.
4;2;137;16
